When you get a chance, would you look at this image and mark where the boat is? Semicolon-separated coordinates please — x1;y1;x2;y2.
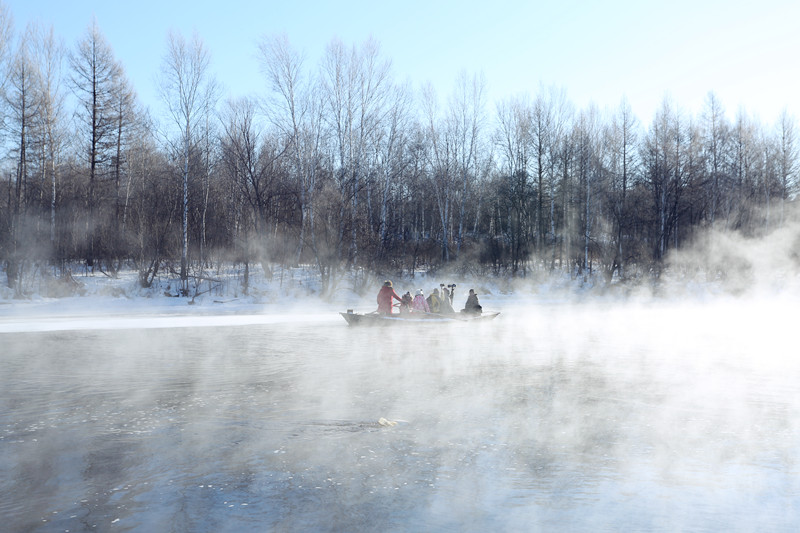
340;309;500;326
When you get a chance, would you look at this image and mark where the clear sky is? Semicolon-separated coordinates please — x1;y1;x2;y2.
7;0;799;126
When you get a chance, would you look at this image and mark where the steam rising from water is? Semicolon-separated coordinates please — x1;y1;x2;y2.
2;291;799;531
664;221;800;296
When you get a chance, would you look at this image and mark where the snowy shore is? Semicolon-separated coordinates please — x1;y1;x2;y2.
2;254;799;334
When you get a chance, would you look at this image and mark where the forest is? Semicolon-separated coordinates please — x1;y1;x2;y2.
0;5;797;298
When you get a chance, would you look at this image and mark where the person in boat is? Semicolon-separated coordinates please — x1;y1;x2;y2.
461;288;482;315
440;286;455;314
426;288;442;313
411;289;430;313
399;291;413;314
377;280;402;314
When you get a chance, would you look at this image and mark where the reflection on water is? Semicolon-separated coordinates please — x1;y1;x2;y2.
1;300;799;532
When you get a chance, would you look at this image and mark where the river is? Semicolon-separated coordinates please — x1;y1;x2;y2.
1;297;798;531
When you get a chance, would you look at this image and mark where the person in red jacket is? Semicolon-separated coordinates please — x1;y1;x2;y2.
377;280;402;314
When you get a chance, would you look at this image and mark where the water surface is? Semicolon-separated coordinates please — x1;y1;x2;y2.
2;299;798;531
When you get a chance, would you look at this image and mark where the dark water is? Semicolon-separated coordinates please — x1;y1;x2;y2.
2;300;799;532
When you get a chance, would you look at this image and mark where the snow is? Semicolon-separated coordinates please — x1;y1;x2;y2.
2;243;800;334
0;265;359;332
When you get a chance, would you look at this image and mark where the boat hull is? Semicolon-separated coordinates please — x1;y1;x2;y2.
340;311;500;326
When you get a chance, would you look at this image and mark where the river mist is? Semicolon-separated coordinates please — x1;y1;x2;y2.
1;295;798;532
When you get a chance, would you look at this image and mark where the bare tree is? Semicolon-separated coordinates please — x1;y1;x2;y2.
30;23;65;256
546;88;572;271
220;96;288;281
0;0;14;120
494;94;533;272
5;23;40;290
728;108;760;229
6;26;38;212
495;94;532;178
198;95;218;266
375;81;412;259
126;134;178;289
642;97;688;262
776;109;797;225
701;92;729;225
69;19;122;268
107;70;137;269
422;82;455;262
530;88;556;255
605;97;639;278
258;34;325;274
574;105;601;274
0;5;15;286
158;29;218;292
449;70;486;257
320;36;392;268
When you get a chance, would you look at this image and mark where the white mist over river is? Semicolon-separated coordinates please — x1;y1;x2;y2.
1;296;799;532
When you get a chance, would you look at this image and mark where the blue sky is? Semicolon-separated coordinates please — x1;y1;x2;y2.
7;0;799;125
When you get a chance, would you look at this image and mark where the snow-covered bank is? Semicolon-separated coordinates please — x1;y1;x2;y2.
0;265;364;332
2;253;799;332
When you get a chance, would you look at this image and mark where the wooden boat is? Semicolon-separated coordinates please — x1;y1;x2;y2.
340;309;500;326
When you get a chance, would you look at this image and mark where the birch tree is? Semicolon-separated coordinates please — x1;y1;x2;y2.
158;29;217;292
422;83;456;262
258;35;327;281
30;23;65;256
449;70;485;256
775;109;797;225
321;36;392;267
375;81;411;258
108;70;137;267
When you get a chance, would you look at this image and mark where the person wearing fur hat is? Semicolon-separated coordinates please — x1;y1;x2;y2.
411;289;430;313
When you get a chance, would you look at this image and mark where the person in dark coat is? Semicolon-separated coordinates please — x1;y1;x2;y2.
377;280;402;314
462;288;482;315
399;291;413;314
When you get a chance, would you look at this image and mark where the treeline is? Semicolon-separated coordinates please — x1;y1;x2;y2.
0;5;797;297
